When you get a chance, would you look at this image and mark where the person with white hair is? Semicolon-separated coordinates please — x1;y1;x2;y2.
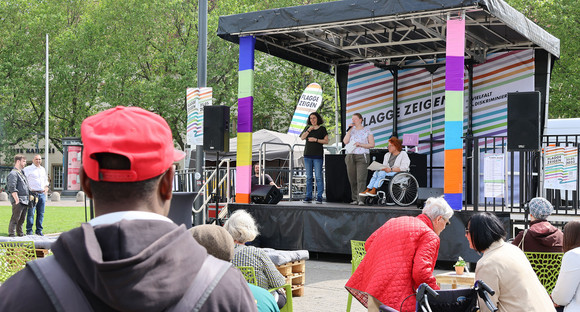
345;196;454;312
224;210;287;309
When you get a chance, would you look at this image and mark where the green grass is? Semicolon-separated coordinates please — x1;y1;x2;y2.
0;205;88;236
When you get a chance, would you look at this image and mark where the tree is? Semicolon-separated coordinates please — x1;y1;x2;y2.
0;0;336;163
505;0;580;118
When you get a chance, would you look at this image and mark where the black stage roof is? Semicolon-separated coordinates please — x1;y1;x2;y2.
218;0;560;73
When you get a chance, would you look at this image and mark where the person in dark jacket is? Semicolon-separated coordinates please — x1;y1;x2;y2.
0;106;257;312
512;197;563;252
6;154;30;237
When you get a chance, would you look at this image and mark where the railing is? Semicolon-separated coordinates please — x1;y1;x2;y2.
174;159;232;224
258;142;294;199
468;135;580;216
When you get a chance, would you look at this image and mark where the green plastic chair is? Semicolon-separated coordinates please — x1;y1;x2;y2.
237;266;293;312
346;240;367;312
0;241;37;283
524;251;563;294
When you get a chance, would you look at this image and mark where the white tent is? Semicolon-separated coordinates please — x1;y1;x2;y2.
205;129;305;164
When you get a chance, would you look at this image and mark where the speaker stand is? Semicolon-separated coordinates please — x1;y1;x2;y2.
207;151;225;225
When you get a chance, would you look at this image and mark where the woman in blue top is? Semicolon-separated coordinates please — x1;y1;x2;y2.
300;112;329;204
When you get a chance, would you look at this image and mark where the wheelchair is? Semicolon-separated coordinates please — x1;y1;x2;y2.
364;172;419;207
380;281;498;312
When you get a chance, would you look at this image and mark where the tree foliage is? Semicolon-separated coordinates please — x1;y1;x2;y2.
1;0;577;162
505;0;580;118
0;0;335;162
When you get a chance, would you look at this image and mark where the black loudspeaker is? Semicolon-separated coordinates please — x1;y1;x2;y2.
203;105;230;152
168;192;197;229
250;185;282;204
507;92;541;151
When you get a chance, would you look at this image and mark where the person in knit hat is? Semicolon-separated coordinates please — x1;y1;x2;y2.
512;197;563;252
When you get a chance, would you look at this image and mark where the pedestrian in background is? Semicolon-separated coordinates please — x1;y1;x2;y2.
24;154;49;236
6;154;30;237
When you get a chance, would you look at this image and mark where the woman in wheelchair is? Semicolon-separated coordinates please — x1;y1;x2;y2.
360;136;410;197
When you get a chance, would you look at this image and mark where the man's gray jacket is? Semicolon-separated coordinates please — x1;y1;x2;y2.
6;168;30;205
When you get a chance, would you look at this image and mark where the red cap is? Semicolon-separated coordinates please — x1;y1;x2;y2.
81;106;185;182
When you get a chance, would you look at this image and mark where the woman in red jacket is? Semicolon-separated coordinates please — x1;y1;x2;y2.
345;196;453;312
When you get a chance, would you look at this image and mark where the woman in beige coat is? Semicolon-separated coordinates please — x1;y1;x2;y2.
466;212;556;312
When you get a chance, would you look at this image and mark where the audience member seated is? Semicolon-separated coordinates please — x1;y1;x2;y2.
359;137;410;197
225;210;287;309
251;163;278;188
512;197;563;252
551;220;580;312
345;197;453;312
466;212;556;311
190;224;279;312
0;106;255;312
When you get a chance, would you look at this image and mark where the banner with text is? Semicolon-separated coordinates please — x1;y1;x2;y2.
545;146;578;191
187;88;212;146
346;50;534;187
288;83;323;135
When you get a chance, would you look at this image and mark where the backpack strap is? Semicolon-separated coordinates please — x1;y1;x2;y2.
29;254;230;312
28;256;94;312
168;255;233;312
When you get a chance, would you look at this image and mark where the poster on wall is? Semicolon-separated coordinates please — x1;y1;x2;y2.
67;146;82;191
483;153;505;198
545;146;578;191
187;88;212;146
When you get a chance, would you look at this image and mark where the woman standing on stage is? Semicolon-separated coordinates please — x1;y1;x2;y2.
343;113;375;205
300;112;329;204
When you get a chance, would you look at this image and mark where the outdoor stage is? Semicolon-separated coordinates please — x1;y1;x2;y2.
229;201;511;263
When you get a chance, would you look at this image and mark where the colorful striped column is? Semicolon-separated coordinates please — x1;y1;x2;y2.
444;18;465;210
236;36;255;203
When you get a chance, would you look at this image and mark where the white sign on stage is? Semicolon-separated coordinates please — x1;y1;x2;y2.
544;146;578;191
483;153;506;198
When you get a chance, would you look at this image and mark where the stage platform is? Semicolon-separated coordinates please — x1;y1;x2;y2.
229;201;511;263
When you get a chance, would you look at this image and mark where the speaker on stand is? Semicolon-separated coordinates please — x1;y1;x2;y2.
203;105;230;152
203;105;230;224
507;91;542;201
507;92;541;152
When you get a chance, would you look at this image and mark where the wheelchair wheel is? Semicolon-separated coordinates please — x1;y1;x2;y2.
388;172;419;206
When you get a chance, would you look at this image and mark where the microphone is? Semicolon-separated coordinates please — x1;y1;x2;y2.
346;125;353;132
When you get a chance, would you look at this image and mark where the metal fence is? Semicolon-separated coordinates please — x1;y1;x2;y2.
468;135;579;216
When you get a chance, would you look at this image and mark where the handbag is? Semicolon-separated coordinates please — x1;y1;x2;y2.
29;193;38;207
517;229;528;251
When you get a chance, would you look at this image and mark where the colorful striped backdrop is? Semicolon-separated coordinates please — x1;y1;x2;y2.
345;49;534;190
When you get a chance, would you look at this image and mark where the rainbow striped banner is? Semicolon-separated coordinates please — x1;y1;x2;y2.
444;18;465;210
288;83;323;135
345;50;534;194
346;50;533;156
186;87;212;146
236;36;255;203
544;146;578;191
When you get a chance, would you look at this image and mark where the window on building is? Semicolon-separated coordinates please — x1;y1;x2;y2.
52;165;63;190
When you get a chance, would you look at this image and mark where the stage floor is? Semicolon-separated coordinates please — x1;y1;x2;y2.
228;200;510;262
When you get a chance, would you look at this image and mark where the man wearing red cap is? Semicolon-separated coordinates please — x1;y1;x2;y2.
0;106;257;312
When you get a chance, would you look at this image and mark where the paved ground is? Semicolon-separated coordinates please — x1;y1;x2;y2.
293;256;453;312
